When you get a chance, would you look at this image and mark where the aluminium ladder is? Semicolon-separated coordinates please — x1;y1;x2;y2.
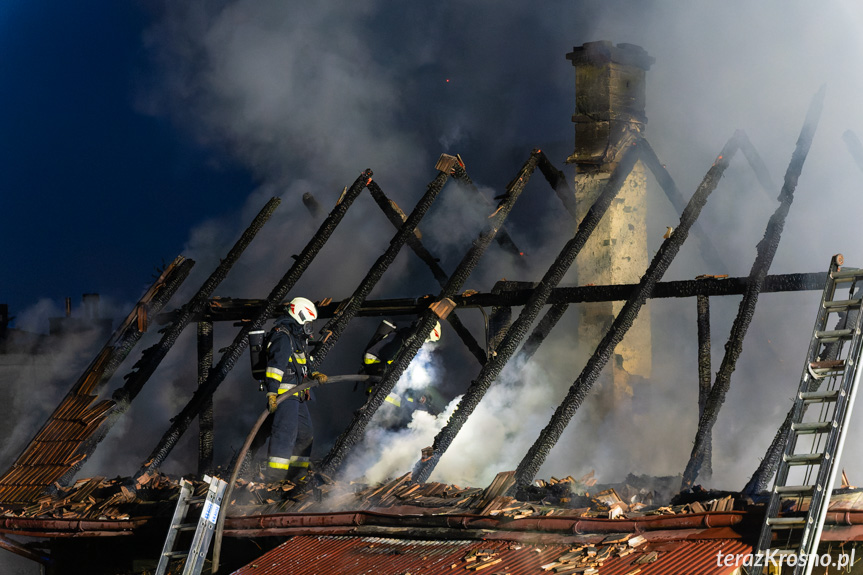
753;255;863;575
155;474;228;575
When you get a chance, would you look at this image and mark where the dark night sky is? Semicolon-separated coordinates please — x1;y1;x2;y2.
0;2;254;320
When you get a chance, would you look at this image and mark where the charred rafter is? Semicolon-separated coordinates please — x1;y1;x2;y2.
197;321;214;478
514;131;745;487
681;86;825;490
695;292;712;480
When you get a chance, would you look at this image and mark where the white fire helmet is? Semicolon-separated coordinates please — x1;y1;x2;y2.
425;321;442;344
288;297;317;325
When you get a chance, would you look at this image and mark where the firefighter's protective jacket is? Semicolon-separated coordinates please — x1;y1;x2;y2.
264;315;314;476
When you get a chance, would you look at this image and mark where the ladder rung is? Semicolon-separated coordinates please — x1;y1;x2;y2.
784;453;824;465
800;389;840;403
766;516;807;528
163;551;189;558
809;359;845;373
775;485;816;496
814;329;854;342
831;268;863;281
791;421;833;434
824;299;862;311
187;496;207;504
175;524;198;532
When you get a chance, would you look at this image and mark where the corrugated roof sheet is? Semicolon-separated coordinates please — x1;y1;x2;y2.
231;535;751;575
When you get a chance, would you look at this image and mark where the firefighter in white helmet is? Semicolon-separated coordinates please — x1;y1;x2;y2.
360;319;442;423
262;296;326;482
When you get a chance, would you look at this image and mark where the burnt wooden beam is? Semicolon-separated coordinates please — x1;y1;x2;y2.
138;170;373;475
413;142;642;483
536;150;578;220
681;86;825;490
197;321;214;478
514;132;745;487
317;151;542;480
56;198;280;486
158;271;828;324
517;303;569;363
309;168;452;368
695;292;712;481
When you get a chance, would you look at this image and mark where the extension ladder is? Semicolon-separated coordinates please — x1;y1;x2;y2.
753;255;863;574
155;475;228;575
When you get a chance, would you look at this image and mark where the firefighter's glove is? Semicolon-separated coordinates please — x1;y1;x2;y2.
310;371;328;384
267;393;278;414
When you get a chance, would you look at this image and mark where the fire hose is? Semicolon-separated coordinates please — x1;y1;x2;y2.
212;374;379;573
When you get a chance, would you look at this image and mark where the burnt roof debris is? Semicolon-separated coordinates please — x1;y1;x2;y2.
681;86;826;491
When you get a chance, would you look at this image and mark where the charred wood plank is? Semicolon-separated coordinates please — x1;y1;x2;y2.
317;151;542;479
514;132;744;487
138;171;372;475
681;86;825;490
309;169;451;368
413;143;642;483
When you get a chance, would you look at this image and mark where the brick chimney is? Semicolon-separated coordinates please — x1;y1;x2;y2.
567;41;654;410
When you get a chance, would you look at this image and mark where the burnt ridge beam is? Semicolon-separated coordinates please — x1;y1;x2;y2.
696;292;712;481
197;321;214;478
317;151;542;479
310;168;452;368
681;86;825;490
514;132;745;487
742;255;849;496
843;130;863;175
412;142;642;483
639;138;727;272
57;198;280;485
138;170;373;475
